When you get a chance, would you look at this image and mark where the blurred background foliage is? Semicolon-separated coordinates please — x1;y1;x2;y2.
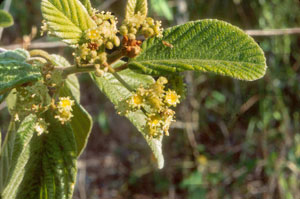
1;0;300;198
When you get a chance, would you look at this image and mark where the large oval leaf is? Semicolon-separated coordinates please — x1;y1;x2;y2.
0;113;77;199
128;19;267;81
41;0;96;45
91;61;165;169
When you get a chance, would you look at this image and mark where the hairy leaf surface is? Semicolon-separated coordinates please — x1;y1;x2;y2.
0;49;29;61
41;0;96;45
0;119;16;193
0;113;77;199
129;19;267;81
91;62;165;168
0;10;14;28
79;0;92;15
126;0;148;19
0;59;41;94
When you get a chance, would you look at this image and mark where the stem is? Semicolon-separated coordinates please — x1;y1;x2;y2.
114;63;128;72
30;49;54;64
106;63;134;92
60;65;95;78
107;49;125;65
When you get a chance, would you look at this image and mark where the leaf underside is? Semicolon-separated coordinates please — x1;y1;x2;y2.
91;61;165;169
41;0;96;45
0;113;77;199
52;54;93;157
129;19;267;81
126;0;148;19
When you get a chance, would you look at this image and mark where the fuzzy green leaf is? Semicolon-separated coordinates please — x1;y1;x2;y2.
129;19;267;81
41;0;96;45
0;113;77;199
125;0;148;19
79;0;93;15
0;119;16;193
0;48;30;62
0;10;14;28
52;54;93;157
0;59;41;95
91;62;165;169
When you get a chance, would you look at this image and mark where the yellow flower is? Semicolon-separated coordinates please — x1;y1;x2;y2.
87;29;100;40
57;97;74;111
147;114;161;127
164;89;180;107
55;97;74;124
128;93;144;109
34;118;48;136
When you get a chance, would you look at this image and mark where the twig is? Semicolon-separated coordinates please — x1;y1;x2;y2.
106;63;134;92
245;28;300;36
1;41;67;49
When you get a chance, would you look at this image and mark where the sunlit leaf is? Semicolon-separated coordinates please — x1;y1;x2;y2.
129;19;267;81
126;0;148;19
41;0;96;45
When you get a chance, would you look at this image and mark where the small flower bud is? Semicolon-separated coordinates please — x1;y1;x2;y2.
113;36;120;47
120;25;128;35
105;41;114;50
128;33;136;40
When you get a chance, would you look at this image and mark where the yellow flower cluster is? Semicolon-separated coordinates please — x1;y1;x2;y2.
120;15;163;40
54;97;74;124
75;11;120;74
127;77;180;138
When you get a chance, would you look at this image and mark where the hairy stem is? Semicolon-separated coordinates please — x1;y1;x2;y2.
105;63;134;92
29;49;54;64
60;65;95;78
107;49;125;65
114;63;128;72
60;49;126;77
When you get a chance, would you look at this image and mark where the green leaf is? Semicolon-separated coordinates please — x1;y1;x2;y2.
41;0;96;45
150;0;173;20
0;113;77;199
0;49;40;95
128;19;267;81
0;119;16;193
0;10;14;28
59;74;92;157
0;60;41;95
0;48;30;62
125;0;148;19
79;0;93;15
52;54;92;157
91;62;165;169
